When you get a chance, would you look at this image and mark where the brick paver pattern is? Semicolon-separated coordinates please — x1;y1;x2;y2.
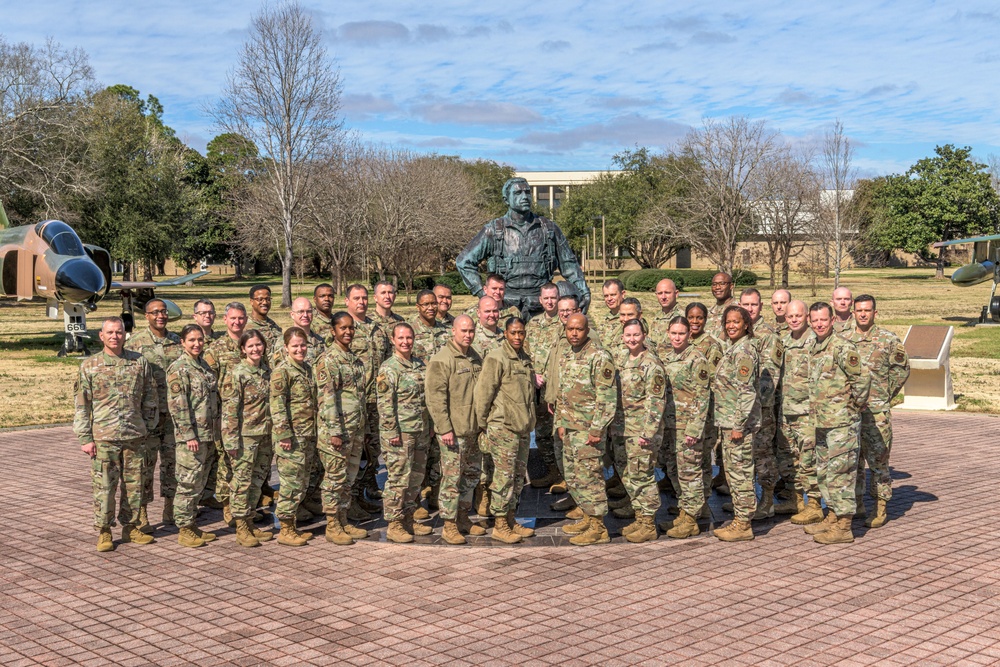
1;412;999;666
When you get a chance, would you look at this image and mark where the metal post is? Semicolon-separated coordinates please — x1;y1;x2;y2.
602;215;607;282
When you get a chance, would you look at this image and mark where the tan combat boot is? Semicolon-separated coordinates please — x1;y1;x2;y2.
121;524;155;545
507;511;534;538
622;518;639;537
714;518;754;542
413;506;431;521
194;525;216;542
549;479;568;494
565;506;585;520
251;523;273;542
386;519;413;543
277;518;308;546
324;513;354;545
136;506;154;534
178;525;206;548
340;509;370;539
569;515;611;546
404;510;432;536
562;514;591;535
813;515;854;544
441;520;466;545
666;510;701;539
96;527;114;552
235;518;261;547
491;515;522;544
754;487;774;519
530;464;560;489
161;497;175;526
774;493;802;515
803;511;836;535
475;484;492;517
625;515;657;543
222;501;235;527
791;497;824;525
866;498;888;528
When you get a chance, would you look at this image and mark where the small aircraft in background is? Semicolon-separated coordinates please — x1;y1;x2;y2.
933;234;1000;324
0;203;207;355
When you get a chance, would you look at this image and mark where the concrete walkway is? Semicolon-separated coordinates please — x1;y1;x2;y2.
1;412;998;666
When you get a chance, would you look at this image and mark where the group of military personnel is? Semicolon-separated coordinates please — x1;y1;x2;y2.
74;270;909;552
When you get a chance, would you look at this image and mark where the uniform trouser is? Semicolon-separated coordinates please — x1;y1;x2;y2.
781;414;818;497
720;429;757;521
306;449;324;501
658;429;680;496
214;439;233;503
354;404;381;495
483;426;530;516
174;439;211;527
423;435;441;490
772;405;797;491
751;405;778;492
201;439;218;501
319;430;365;514
480;431;495;490
816;422;861;518
276;435;317;520
438;434;482;521
118;419;174;523
93;440;143;530
675;428;712;516
229;434;274;519
612;434;661;516
561;429;608;517
383;431;430;522
534;396;556;470
857;410;893;501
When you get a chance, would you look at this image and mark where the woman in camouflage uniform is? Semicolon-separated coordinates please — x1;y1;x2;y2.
167;324;219;548
270;327;318;547
221;330;274;548
660;317;712;539
686;302;726;496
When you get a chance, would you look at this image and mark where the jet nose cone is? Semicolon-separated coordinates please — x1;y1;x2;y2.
56;258;106;303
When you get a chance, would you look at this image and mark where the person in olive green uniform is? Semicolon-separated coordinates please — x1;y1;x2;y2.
706;273;735;341
167;324;219;548
377;323;434;543
426;315;485;545
75;317;158;552
713;306;761;542
647;278;682;351
315;312;370;545
831;287;855;334
610;319;667;543
124;299;182;530
270;327;319;547
191;299;224;510
660;317;712;539
433;284;455;326
192;298;223;342
221;330;275;547
474;317;537;544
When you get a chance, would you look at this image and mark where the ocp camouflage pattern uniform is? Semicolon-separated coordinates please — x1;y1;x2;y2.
426;340;483;521
472;324;504;359
706;298;734;341
203;335;243;504
808;333;871;518
647;306;682;353
371;311;404;333
166;352;218;529
749;319;783;495
74;351;158;530
845;325;909;503
315;344;367;513
474;340;536;517
463;303;521;322
832;314;856;335
593;310;622;350
692;331;724;485
662;345;712;517
779;329;819;499
408;314;450;493
346;317;390;501
714;335;761;522
608;348;666;517
125;328;182;507
525;311;563;473
544;338;617;517
377;354;431;523
221;360;273;520
312;311;333;342
271;329;326;367
270;358;318;521
246;315;283;351
438;312;455;327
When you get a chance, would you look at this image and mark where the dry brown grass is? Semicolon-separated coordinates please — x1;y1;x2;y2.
1;267;997;429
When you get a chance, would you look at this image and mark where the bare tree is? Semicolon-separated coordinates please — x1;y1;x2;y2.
819;120;858;288
213;2;343;307
987;153;1000;195
659;117;781;274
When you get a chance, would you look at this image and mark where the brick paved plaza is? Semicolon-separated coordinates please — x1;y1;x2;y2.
2;411;999;666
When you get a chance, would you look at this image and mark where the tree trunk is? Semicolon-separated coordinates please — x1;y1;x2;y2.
281;240;293;308
936;246;945;279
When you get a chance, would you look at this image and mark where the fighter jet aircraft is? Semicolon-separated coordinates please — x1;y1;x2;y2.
933;234;1000;324
0;204;207;355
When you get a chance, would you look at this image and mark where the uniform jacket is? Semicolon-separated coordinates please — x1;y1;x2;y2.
545;338;616;437
408;315;450;362
713;335;761;431
750;318;783;407
662;344;712;439
246;315;283;351
474;340;536;435
779;329;815;418
648;306;683;355
315;344;366;440
167;353;218;443
125;328;182;415
472;324;504;359
425;340;483;438
809;332;871;428
346;317;390;404
845;325;910;413
524;312;562;372
377;354;430;438
270;359;317;441
74;350;158;445
612;348;667;441
221;360;272;447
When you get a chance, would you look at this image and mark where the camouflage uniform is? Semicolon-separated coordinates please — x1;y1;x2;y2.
647;306;683;354
246;315;283;352
832;315;856;335
312;311;333;342
271;329;326;367
408;315;450;493
221;360;273;520
662;345;712;517
714;336;761;522
474;340;536;516
609;348;666;517
371;311;404;332
125;329;182;506
692;332;724;484
203;335;242;503
463;303;521;323
377;354;431;523
525;312;563;472
426;341;483;521
545;338;617;517
593;310;622;350
166;353;218;529
846;326;909;502
749;319;783;494
706;298;734;341
348;317;391;500
315;344;367;513
74;351;157;530
809;333;871;517
270;358;317;521
779;329;819;498
438;312;455;327
472;324;504;359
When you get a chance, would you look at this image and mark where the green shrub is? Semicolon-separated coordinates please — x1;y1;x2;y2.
425;271;474;295
624;269;758;292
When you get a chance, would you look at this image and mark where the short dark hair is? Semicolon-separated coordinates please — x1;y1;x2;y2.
391;322;414;338
557;295;579;308
433;283;453;294
539;282;558;294
416;289;436;303
179;323;203;341
485;273;506;286
622;318;646;334
331;311;353;326
668;316;690;331
225;302;247;316
504;316;527;331
621;296;642;312
603;278;625;292
809;302;834;318
249;284;271;298
193;298;215;310
143;299;166;313
740;287;761;300
854;294;876;309
685;302;707;319
313;283;333;296
283;326;308;346
345;284;367;298
374;280;395;292
238;329;267;357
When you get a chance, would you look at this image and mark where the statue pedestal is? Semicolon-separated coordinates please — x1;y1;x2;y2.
896;325;957;411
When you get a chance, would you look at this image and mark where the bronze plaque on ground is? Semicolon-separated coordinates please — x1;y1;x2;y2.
903;325;950;360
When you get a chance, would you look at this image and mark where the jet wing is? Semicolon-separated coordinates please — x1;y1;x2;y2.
932;234;1000;248
112;271;210;290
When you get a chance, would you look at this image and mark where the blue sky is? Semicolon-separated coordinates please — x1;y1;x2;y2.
5;1;1000;176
